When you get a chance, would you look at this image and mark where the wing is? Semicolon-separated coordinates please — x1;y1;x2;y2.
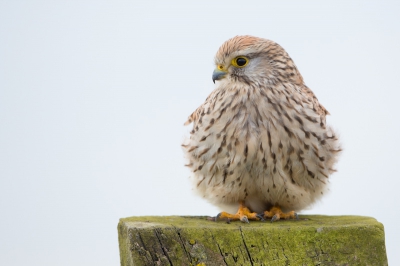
301;85;329;124
184;106;204;126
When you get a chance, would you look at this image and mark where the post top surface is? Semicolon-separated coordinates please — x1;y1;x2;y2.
119;215;383;230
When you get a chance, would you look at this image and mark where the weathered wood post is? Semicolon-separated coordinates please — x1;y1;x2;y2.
118;215;387;265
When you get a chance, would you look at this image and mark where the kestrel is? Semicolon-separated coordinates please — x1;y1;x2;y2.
182;36;341;222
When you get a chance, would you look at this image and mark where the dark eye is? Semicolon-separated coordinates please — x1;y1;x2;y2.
236;57;247;66
232;56;249;67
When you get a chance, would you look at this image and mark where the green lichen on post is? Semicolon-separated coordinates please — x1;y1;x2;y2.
118;215;387;266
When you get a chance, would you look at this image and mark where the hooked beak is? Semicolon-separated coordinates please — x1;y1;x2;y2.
212;69;227;83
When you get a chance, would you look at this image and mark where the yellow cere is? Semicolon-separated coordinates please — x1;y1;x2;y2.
217;64;224;71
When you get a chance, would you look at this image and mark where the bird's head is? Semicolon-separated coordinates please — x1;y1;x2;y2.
212;35;303;86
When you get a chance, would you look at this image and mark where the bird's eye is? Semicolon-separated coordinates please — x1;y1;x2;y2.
232;56;249;68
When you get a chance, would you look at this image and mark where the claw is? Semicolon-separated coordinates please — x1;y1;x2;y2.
207;216;216;221
256;213;265;222
263;206;298;222
207;213;222;222
240;216;249;223
214;212;229;222
208;201;259;222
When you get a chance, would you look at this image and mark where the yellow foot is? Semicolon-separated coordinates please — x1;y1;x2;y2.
211;202;260;223
260;206;299;222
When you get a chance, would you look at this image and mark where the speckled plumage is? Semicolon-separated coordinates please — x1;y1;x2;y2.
182;36;341;216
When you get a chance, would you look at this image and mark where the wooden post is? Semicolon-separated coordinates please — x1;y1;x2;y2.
118;215;387;266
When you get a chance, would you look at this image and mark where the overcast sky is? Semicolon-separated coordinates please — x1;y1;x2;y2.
1;0;399;265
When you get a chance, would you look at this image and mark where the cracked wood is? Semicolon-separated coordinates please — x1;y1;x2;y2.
118;215;388;266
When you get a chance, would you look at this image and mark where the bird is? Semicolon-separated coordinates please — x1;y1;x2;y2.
182;35;341;222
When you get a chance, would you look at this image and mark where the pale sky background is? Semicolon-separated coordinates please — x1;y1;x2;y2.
1;1;399;265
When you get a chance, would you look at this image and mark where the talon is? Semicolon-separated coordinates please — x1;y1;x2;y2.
256;213;265;222
207;216;217;221
240;216;249;223
263;206;298;222
209;201;259;222
226;218;231;224
207;213;222;222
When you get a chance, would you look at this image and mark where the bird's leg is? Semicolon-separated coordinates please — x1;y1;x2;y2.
260;206;299;222
212;201;260;223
